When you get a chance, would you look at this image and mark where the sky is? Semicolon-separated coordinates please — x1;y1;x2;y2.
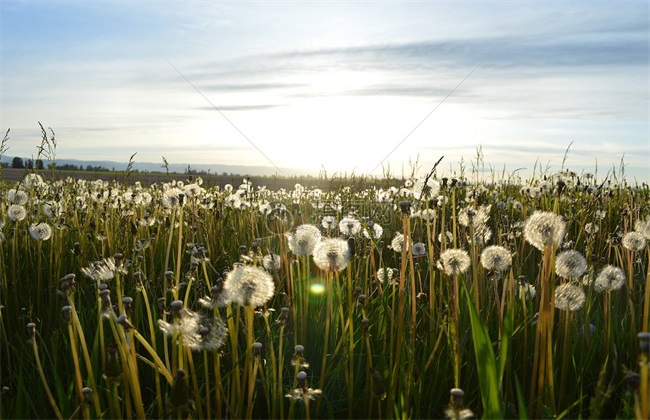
1;1;648;181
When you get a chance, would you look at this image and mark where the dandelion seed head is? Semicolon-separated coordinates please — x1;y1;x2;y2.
634;217;650;240
29;222;52;241
339;216;361;236
262;253;281;272
7;204;27;222
223;265;275;307
439;249;471;276
321;215;337;230
412;242;427;257
622;231;646;251
376;267;396;285
480;245;512;272
518;282;536;300
286;224;321;256
594;265;626;292
390;233;411;253
555;250;587;279
412;177;440;200
523;211;566;251
555;283;586;311
162;187;184;208
8;189;29;205
362;222;383;239
312;238;351;272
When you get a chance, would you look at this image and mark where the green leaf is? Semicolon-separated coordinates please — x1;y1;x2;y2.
462;280;503;419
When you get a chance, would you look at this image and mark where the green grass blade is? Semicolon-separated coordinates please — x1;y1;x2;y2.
498;301;514;388
462;280;503;419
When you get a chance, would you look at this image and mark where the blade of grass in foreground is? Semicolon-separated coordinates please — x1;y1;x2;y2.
462;280;503;419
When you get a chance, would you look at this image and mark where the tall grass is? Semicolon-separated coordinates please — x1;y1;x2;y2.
0;162;648;419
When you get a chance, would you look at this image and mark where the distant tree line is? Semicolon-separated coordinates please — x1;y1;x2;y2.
4;157;110;172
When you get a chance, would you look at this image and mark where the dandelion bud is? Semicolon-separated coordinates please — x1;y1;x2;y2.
371;368;386;400
449;388;465;409
73;242;81;255
239;245;248;255
116;315;133;330
81;387;93;404
639;332;650;355
26;322;36;341
98;282;108;292
164;270;174;280
1;386;9;397
357;294;367;308
442;177;448;187
157;298;168;315
122;296;133;316
62;306;72;324
296;371;308;389
113;253;123;263
278;307;290;326
398;201;411;214
252;342;263;357
59;273;76;295
99;290;112;314
361;317;370;334
170;300;184;317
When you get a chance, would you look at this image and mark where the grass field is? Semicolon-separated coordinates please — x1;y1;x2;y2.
0;164;648;419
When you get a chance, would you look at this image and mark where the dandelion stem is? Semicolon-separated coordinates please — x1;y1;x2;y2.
30;336;63;420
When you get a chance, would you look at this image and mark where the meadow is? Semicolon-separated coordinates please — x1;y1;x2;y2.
0;160;649;419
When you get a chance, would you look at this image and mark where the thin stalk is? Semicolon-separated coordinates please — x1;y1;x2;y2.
30;337;63;420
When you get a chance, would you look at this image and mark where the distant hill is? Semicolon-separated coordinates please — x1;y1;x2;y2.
1;156;314;177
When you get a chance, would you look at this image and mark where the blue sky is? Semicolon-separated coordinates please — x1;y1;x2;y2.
1;1;648;181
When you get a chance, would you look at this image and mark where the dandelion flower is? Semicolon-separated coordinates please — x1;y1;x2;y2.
622;231;646;251
555;283;586;311
523;211;566;251
29;222;52;241
339;216;361;236
439;249;471;276
555;250;587;279
312;238;351;272
286;224;321;256
480;245;512;272
223;265;275;307
7;204;27;222
594;265;626;292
